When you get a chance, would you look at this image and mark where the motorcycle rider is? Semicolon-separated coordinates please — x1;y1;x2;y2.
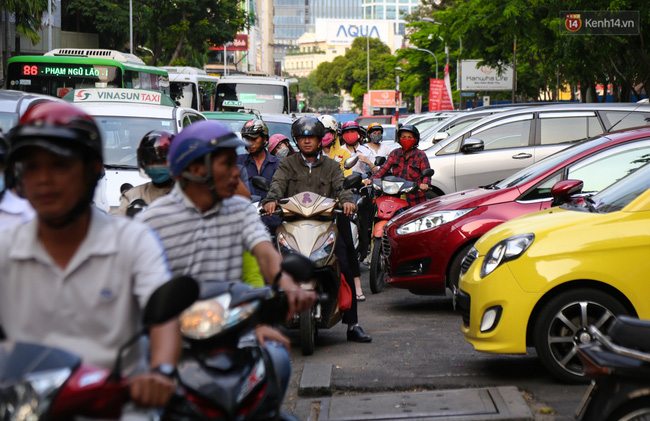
237;119;281;201
340;121;376;176
365;123;392;162
116;130;175;216
0;132;35;229
136;120;316;397
262;116;372;342
268;134;295;159
368;124;432;206
318;114;352;177
0;102;180;410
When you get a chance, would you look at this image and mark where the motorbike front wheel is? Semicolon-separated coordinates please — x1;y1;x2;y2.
369;239;385;294
300;307;316;356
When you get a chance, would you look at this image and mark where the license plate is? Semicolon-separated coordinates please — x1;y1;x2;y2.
575;381;596;420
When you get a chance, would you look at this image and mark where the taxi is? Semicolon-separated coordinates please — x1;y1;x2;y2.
65;88;205;210
456;162;650;383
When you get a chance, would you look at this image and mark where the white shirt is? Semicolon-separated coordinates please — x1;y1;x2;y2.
0;190;35;231
0;207;171;373
345;143;375;175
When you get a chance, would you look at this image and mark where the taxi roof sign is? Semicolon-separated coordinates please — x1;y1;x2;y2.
62;88;177;107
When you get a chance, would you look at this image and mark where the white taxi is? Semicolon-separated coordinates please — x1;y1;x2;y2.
68;88;205;211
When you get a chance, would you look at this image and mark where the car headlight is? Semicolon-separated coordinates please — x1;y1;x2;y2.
277;232;296;257
0;367;72;421
309;232;336;267
480;233;535;278
180;293;259;339
396;208;476;235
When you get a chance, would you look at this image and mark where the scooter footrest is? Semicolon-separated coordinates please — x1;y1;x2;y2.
608;316;650;351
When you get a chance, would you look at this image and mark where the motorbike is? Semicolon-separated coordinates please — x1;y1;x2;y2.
368;168;434;294
576;315;650;420
252;169;362;356
164;253;317;421
0;275;198;420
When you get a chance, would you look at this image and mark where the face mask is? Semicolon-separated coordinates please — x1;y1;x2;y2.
322;133;335;147
145;167;171;183
275;146;290;158
399;137;417;151
369;133;382;144
342;132;359;145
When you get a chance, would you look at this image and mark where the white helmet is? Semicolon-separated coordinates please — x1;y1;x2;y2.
318;115;338;132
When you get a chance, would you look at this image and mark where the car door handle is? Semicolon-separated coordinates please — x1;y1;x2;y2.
512;153;532;160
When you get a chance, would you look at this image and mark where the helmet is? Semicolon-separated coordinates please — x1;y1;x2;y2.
168;120;248;179
318;115;338;133
138;130;173;183
397;124;420;142
268;134;289;153
240;119;269;139
341;121;361;134
291;116;325;141
367;122;384;134
7;102;102;165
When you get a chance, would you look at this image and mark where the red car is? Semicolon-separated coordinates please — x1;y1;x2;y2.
381;127;650;295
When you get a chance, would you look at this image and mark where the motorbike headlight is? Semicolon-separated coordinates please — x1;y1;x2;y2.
309;232;336;267
277;232;297;257
395;208;476;235
381;180;404;195
0;368;72;421
180;293;259;340
480;233;535;278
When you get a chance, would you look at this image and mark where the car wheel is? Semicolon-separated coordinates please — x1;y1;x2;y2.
534;289;629;383
447;241;476;293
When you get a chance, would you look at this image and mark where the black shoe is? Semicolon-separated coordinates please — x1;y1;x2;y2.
347;326;372;343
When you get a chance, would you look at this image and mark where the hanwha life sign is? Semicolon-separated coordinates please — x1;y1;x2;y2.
458;60;513;91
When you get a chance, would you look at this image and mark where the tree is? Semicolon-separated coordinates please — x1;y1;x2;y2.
1;0;47;77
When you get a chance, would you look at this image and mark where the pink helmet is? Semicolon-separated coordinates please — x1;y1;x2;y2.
268;134;289;153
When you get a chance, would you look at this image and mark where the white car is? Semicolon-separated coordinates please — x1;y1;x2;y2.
71;88;206;210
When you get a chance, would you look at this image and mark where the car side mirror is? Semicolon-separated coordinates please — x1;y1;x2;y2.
550;179;584;207
433;131;449;142
460;138;484;153
251;176;270;192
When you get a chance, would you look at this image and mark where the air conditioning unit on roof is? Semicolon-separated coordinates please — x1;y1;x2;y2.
44;49;145;65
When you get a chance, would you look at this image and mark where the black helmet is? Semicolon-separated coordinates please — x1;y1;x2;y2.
240;119;269;138
137;130;173;171
291;116;325;141
7;102;102;165
397;124;420;142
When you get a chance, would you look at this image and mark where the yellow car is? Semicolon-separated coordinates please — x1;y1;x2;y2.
456;162;650;383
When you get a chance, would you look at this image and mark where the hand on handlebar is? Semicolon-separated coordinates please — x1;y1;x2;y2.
419;183;429;192
278;273;317;321
254;324;290;351
362;179;372;187
129;372;176;408
263;202;277;216
342;202;356;217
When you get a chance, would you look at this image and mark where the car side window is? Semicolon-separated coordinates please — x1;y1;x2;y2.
470;118;532;150
539;116;603;145
599;111;650;131
519;170;564;201
567;140;650;193
182;115;193;127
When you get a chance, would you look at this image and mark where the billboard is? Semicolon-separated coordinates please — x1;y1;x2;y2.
211;34;249;51
458;60;513;91
315;19;393;47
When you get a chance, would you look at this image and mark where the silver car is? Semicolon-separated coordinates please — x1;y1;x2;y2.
424;103;650;196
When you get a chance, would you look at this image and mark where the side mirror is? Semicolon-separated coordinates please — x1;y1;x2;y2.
142;276;200;328
126;199;147;218
120;183;134;194
344;155;359;169
550;179;584;207
343;173;363;190
374;156;386;166
460;138;484;153
422;168;434;178
433;131;449;142
281;253;315;283
251;176;270;192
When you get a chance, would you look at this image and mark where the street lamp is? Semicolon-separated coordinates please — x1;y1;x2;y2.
408;45;438;80
394;66;402;124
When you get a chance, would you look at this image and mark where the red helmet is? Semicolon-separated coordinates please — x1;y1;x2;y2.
341;121;361;133
268;134;289;152
7;102;102;164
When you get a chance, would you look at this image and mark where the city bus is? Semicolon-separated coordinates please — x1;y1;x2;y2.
162;66;220;111
215;74;299;114
6;49;169;98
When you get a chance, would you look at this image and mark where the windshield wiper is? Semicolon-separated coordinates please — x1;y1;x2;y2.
104;164;138;170
479;180;502;190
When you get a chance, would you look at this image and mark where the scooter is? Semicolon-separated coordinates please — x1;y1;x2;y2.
252;170;362;356
368;168;434;294
164;253;317;421
0;276;198;420
576;315;650;420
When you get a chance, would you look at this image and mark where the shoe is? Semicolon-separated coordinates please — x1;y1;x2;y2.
356;294;366;302
347;326;372;343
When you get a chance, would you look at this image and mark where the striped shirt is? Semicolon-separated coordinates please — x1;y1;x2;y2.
136;184;271;284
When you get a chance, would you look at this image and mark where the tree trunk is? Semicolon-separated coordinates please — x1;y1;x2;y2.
167;8;186;65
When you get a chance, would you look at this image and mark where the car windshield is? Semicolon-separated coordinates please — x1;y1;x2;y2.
588;161;650;213
96;116;176;168
493;136;612;189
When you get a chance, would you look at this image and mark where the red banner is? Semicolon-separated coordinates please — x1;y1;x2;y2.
210;34;249;51
429;78;453;111
363;93;370;116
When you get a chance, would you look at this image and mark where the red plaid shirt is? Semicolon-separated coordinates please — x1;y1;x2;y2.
372;147;432;206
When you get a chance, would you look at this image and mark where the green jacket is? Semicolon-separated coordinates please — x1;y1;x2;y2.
261;152;354;206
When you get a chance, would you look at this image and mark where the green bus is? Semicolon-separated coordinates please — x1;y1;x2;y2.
6;49;169;99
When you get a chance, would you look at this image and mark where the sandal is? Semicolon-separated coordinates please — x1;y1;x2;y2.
356;294;366;302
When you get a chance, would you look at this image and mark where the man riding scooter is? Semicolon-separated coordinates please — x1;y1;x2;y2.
262;116;372;343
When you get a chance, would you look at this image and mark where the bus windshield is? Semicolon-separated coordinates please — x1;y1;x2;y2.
216;83;288;114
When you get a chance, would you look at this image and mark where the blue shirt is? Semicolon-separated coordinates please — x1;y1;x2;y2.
237;151;281;199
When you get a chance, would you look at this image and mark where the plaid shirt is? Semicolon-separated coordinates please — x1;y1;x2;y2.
372;147;432;205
